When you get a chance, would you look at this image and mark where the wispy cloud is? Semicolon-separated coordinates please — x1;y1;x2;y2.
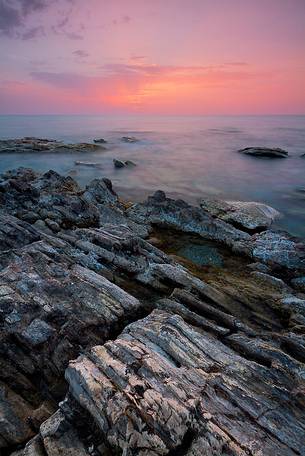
112;14;131;25
73;49;89;59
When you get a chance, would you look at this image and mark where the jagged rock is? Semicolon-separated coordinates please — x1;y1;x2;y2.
250;271;288;291
291;276;305;293
0;169;100;230
127;190;251;247
238;147;289;158
281;296;305;316
32;170;81;194
200;198;280;231
128;191;305;271
251;230;305;271
11;400;96;456
83;178;119;206
0;166;305;454
21;318;55;347
0;228;145;448
0;382;35;448
247;262;270;273
65;310;305;455
0;214;41;250
33;220;53;235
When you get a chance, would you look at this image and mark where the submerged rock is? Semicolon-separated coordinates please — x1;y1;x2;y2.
239;147;288;158
200;198;280;231
176;242;223;267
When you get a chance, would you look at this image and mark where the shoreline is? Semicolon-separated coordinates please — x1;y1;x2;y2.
0;165;305;454
1;136;305;241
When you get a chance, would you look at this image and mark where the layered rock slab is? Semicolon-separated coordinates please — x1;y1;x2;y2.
199;199;280;232
0;232;142;449
128;191;305;271
66;310;305;456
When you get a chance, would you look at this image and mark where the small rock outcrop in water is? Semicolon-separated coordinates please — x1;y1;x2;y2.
93;138;107;143
75;161;103;168
0;164;305;455
0;137;106;153
200;198;280;231
113;158;125;168
239;146;288;158
121;136;139;143
113;158;137;168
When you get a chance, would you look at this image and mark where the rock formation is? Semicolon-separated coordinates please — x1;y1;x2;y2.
238;147;289;158
0;163;304;455
0;138;106;154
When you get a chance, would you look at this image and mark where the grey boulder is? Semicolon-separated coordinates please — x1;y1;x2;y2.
200;198;280;231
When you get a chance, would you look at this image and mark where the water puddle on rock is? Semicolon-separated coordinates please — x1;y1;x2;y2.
151;229;243;273
176;243;223;267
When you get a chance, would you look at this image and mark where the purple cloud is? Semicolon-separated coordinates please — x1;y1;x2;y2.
73;49;89;58
112;14;131;26
0;0;81;39
0;0;50;36
22;25;45;40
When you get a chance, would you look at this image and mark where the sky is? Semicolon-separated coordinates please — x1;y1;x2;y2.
0;0;305;115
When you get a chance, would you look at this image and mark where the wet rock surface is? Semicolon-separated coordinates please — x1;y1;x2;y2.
0;138;106;154
0;166;304;455
128;190;305;271
238;147;289;158
113;159;137;169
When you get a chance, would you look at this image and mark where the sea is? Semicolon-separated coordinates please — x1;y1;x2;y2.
0;114;304;238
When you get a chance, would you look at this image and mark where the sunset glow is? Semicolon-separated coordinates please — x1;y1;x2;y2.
1;0;305;114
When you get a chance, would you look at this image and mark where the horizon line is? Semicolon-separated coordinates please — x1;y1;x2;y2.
1;113;305;117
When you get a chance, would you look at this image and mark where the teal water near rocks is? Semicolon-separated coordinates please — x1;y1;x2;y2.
177;243;223;267
0;114;304;237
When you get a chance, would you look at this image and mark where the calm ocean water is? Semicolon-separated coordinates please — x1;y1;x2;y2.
0;115;304;237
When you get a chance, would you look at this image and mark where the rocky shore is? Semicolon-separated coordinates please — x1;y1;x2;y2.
0;159;305;454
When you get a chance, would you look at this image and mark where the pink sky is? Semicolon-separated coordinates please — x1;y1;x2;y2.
0;0;305;115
